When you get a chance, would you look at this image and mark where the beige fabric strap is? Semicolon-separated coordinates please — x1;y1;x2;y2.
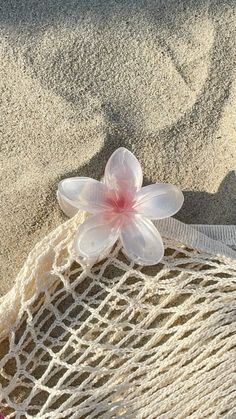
157;218;236;259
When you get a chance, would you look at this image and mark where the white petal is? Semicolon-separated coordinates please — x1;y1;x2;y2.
104;147;143;191
57;190;79;218
74;213;120;259
134;183;184;220
58;177;110;214
120;215;164;265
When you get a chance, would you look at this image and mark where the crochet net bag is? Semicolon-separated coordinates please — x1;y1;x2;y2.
0;213;236;418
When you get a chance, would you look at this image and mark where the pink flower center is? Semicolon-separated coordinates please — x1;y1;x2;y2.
105;189;135;215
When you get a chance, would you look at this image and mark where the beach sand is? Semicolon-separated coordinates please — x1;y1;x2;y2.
0;0;236;295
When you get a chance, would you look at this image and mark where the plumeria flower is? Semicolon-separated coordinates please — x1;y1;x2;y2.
57;147;184;265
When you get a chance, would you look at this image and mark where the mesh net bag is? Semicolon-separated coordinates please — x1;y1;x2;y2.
0;213;236;418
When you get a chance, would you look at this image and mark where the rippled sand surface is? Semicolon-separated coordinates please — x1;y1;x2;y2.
0;0;236;294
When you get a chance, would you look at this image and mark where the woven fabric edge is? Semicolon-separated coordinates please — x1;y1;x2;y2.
0;215;236;340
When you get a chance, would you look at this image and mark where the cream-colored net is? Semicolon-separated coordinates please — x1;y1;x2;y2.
0;213;236;418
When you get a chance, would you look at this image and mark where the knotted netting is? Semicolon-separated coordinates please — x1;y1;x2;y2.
0;213;236;418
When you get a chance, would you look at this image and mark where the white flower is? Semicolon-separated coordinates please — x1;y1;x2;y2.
57;147;184;265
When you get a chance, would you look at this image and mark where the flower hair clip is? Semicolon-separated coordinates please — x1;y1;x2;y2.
57;147;184;266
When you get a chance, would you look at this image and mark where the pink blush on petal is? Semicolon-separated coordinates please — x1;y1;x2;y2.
102;189;137;228
104;189;136;214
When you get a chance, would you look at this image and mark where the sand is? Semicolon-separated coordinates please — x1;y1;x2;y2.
0;0;236;296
